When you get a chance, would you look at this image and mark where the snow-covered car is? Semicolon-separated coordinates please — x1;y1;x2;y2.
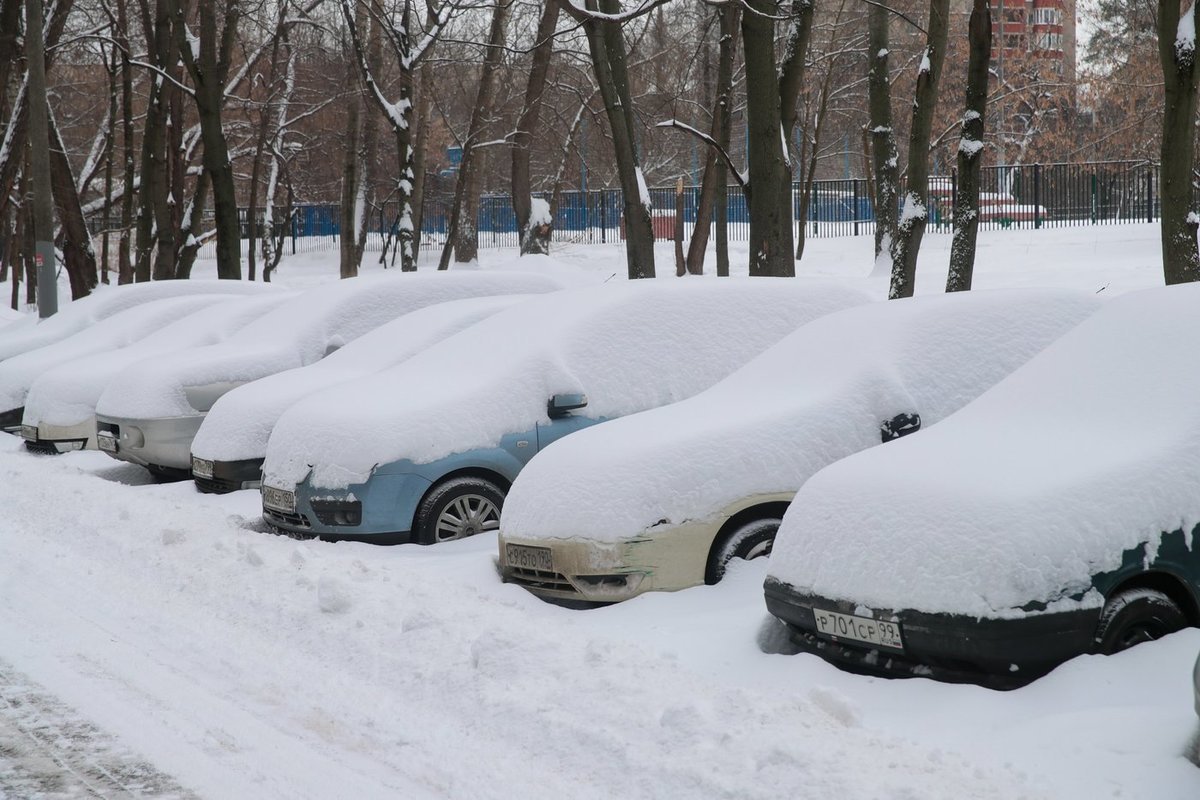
259;279;870;544
21;293;293;454
94;271;562;480
1194;649;1200;719
1;292;275;440
0;281;274;428
188;294;534;493
498;289;1103;605
764;282;1200;689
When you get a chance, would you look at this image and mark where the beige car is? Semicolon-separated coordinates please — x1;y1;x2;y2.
499;288;1103;605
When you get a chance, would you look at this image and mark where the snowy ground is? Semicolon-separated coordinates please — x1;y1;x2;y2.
2;224;1199;798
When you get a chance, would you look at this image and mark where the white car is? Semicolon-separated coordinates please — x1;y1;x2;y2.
1;293;272;441
498;288;1102;604
21;293;293;454
94;271;563;479
258;279;870;544
188;294;533;493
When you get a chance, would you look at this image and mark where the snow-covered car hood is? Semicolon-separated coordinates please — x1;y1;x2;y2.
262;279;872;490
94;271;563;420
767;281;1200;618
500;288;1103;545
190;294;534;462
24;293;294;428
0;280;277;363
0;293;270;413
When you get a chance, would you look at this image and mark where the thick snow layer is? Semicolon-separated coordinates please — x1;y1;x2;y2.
263;280;870;489
0;294;262;413
0;280;275;363
501;289;1102;545
95;271;563;420
191;294;533;462
24;294;294;428
768;281;1200;617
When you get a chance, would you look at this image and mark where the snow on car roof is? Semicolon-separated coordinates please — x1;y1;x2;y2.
0;293;266;413
190;294;535;463
767;281;1200;618
261;279;872;490
24;293;295;428
501;288;1103;545
94;271;564;419
0;280;278;363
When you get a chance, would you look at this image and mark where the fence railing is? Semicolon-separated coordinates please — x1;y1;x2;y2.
177;160;1159;260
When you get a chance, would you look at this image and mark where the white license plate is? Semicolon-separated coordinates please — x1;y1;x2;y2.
813;608;904;650
19;425;36;441
263;485;296;514
191;456;213;479
98;434;118;453
505;544;553;572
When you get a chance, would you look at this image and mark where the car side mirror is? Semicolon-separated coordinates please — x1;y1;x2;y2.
880;412;921;443
548;393;588;418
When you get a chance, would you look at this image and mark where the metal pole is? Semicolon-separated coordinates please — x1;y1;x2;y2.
26;0;56;317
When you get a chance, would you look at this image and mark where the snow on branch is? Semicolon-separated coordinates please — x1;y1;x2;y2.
656;119;747;189
559;0;677;26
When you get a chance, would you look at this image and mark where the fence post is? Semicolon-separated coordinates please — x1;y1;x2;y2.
1091;170;1098;223
1034;163;1042;229
600;189;607;244
1147;167;1154;223
853;179;860;236
951;169;957;233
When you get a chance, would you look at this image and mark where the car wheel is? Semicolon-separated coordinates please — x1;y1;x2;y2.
1093;587;1187;655
705;518;780;585
414;477;505;545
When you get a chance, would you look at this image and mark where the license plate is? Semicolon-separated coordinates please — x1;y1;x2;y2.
191;456;213;479
813;608;904;651
19;425;36;441
97;434;118;453
505;544;553;572
262;485;296;514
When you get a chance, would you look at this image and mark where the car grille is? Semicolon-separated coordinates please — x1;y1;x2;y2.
506;566;578;594
264;508;311;529
23;440;60;456
194;474;241;494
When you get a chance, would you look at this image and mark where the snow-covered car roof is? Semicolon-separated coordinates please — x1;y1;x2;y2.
0;293;273;413
24;293;295;428
261;278;871;490
190;294;534;463
94;271;564;419
500;288;1103;545
767;281;1200;618
0;280;277;363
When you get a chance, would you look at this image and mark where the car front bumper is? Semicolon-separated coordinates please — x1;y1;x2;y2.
763;577;1101;689
21;417;96;454
261;472;432;545
192;456;264;494
95;413;205;478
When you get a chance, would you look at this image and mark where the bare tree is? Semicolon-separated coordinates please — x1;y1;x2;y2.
511;0;561;256
1158;0;1200;284
946;0;991;292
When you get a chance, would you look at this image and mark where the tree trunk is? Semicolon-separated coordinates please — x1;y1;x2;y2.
338;3;365;278
48;110;99;298
888;0;951;299
867;2;899;278
100;43;117;284
742;0;794;276
946;0;991;292
117;0;135;284
410;61;433;265
512;0;560;256
1159;0;1200;284
779;0;815;142
175;171;210;279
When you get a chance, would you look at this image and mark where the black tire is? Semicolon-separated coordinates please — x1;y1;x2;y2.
1093;587;1187;655
705;517;780;585
414;477;505;545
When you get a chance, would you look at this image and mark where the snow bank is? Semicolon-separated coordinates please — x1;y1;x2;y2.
263;279;871;489
95;271;563;419
768;281;1200;617
0;294;262;413
0;280;276;363
190;294;533;462
24;294;294;428
501;289;1102;544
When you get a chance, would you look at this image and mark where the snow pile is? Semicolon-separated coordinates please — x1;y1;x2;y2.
528;198;552;228
95;271;563;419
191;294;532;462
0;280;275;363
768;281;1200;617
263;279;870;489
501;289;1101;545
24;293;294;428
0;293;261;413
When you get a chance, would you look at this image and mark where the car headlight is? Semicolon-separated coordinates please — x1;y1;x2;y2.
310;498;363;527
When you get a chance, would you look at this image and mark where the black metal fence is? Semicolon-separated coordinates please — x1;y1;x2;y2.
185;160;1159;259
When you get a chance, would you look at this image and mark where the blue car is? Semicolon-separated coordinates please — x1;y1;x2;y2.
258;279;870;544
